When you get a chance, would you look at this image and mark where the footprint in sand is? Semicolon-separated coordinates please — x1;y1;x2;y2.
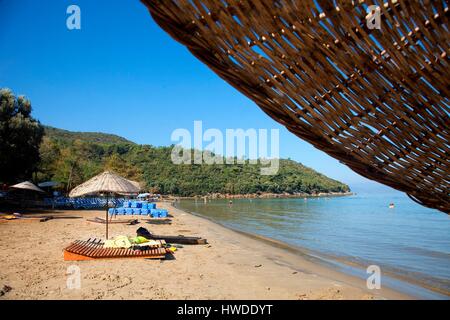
99;274;133;291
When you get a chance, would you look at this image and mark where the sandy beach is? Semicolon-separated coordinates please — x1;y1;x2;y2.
0;202;412;300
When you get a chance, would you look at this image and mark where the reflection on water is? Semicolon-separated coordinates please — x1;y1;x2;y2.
179;192;450;298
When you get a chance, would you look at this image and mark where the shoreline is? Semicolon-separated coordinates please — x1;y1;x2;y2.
166;202;413;300
169;191;353;200
0;203;413;300
175;202;448;299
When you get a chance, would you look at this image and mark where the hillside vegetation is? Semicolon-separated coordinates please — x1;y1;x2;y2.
37;126;350;196
44;126;133;145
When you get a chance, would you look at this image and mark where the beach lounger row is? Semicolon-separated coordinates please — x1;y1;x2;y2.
122;201;156;209
108;208;168;218
43;197;125;209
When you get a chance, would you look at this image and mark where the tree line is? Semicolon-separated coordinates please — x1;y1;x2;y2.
0;89;350;196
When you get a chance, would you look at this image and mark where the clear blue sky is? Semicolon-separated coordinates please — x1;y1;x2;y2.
0;0;390;190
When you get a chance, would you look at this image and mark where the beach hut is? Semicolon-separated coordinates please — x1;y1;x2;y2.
69;171;140;239
142;1;450;213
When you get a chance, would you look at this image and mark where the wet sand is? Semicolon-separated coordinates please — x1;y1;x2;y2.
0;202;412;300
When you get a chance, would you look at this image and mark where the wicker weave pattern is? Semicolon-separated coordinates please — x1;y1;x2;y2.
142;0;450;213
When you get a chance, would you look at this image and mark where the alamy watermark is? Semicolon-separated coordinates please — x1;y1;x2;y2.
66;5;81;30
66;265;81;289
366;5;381;30
366;265;381;290
171;121;280;175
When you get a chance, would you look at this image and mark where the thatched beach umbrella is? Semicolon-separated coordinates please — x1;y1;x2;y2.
69;171;140;239
10;181;45;193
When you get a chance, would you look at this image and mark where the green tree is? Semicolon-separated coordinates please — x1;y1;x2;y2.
0;89;44;183
104;153;143;184
36;126;351;196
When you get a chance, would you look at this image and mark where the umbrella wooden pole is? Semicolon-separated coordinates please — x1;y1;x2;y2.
106;193;109;240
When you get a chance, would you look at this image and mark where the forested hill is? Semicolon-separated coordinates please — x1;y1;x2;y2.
38;126;350;196
44;126;134;145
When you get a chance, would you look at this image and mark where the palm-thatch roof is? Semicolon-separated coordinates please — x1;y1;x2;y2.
10;181;45;193
69;171;140;198
142;0;450;213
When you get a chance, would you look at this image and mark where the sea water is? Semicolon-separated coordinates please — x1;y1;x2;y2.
178;190;450;299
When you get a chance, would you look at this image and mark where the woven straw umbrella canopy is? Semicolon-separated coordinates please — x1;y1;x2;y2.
10;181;45;193
69;171;140;238
142;0;450;213
69;171;140;198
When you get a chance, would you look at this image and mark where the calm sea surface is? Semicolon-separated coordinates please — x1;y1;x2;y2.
178;191;450;299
